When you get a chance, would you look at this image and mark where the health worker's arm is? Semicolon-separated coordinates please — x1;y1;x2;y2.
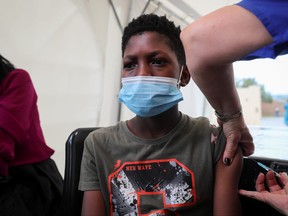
180;5;273;164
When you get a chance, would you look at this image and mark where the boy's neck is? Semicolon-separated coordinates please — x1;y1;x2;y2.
126;107;181;139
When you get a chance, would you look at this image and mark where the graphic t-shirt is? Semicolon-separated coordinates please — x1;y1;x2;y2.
79;114;225;215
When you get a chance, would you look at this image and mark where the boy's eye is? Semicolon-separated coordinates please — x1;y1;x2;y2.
123;62;136;69
151;59;165;65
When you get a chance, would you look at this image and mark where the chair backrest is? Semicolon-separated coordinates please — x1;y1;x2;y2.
63;127;99;216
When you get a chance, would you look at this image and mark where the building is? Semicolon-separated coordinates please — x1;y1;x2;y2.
237;85;262;125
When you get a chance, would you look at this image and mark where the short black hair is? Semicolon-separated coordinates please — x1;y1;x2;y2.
121;14;186;66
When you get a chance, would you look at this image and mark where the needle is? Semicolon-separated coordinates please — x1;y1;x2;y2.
256;161;281;178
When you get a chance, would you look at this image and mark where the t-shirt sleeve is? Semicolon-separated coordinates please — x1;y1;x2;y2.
211;126;226;163
78;134;101;191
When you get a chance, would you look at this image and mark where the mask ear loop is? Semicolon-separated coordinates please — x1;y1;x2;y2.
177;65;184;88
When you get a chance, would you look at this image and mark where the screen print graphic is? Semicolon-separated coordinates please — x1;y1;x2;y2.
108;159;196;215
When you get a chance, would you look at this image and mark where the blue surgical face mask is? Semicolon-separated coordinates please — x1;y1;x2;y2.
118;70;184;117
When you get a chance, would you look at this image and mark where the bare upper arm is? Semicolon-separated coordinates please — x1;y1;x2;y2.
181;5;273;67
213;147;243;216
81;190;106;216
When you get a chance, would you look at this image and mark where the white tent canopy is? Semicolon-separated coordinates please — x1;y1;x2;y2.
0;0;239;176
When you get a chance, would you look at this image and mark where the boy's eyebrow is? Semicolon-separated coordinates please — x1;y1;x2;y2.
123;55;136;61
147;51;172;61
123;50;168;60
148;50;165;57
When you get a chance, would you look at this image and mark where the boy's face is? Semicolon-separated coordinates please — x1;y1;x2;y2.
122;31;181;79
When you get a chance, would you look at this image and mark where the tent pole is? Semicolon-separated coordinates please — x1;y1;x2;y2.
107;0;123;33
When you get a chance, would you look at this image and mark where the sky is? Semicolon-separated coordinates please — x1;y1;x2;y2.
233;55;288;96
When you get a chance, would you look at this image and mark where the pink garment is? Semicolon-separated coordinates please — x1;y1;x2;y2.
0;69;54;176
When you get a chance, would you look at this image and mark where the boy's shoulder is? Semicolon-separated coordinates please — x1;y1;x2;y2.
184;113;223;135
87;121;125;138
185;114;218;127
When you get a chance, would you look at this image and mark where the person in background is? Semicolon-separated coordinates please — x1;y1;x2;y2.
239;170;288;216
79;14;243;215
0;54;63;216
274;107;280;117
180;0;288;166
284;99;288;126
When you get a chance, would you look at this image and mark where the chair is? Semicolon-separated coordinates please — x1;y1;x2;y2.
63;127;99;216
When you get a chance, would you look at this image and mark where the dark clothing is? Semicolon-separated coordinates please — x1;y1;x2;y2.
0;159;63;216
0;69;63;215
0;69;54;176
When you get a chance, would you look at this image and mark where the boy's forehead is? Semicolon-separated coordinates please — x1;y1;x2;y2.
124;32;173;53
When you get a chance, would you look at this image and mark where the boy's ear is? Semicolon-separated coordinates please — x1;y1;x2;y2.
179;65;190;87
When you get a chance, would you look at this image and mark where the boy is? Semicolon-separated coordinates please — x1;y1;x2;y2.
79;14;243;215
